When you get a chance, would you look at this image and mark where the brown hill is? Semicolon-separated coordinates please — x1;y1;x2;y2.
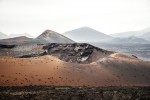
0;53;150;86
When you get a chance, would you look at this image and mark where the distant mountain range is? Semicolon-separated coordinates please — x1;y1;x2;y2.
0;32;34;39
109;36;149;44
0;30;74;44
111;27;150;41
63;26;150;44
8;33;34;38
140;32;150;41
63;26;112;42
0;32;8;39
0;27;150;44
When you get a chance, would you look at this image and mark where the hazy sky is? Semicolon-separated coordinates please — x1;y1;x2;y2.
0;0;150;36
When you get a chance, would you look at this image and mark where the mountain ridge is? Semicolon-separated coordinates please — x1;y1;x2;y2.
109;36;149;44
111;27;150;38
32;29;75;44
63;26;112;42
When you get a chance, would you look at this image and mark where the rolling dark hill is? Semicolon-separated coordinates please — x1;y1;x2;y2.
0;36;33;45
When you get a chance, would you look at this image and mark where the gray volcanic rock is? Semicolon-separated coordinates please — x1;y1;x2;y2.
31;30;75;44
0;43;113;64
43;43;113;63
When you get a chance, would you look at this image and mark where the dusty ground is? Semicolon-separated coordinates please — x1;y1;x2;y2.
0;53;150;86
0;86;150;100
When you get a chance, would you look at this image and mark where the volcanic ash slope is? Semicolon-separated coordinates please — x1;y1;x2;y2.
0;52;150;86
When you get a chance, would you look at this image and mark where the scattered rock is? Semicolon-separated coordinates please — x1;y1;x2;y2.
0;86;150;100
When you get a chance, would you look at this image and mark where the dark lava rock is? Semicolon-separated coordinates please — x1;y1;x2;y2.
0;86;150;100
18;51;47;58
132;55;138;58
0;44;16;49
43;43;113;63
0;43;113;64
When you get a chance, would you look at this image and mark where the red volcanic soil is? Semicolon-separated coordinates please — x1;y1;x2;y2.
0;53;150;86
